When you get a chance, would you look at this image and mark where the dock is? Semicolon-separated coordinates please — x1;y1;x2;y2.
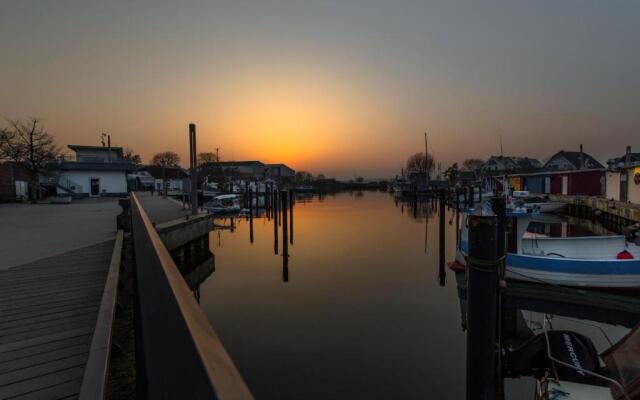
0;239;118;399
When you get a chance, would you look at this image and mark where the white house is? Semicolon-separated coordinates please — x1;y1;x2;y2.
139;165;189;194
56;145;134;197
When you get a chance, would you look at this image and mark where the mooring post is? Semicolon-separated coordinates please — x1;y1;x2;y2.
438;189;446;286
466;214;500;400
188;123;198;215
249;189;254;244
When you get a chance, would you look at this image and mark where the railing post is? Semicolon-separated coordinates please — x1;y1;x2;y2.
117;197;131;232
466;215;500;400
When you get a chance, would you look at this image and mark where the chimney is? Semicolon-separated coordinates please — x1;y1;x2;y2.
579;144;584;170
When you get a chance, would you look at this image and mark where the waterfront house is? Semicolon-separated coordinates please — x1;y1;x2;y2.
0;162;29;201
139;165;189;194
54;145;134;197
51;145;135;197
457;170;477;186
265;164;296;181
506;147;605;196
482;156;542;192
200;161;266;181
543;146;604;171
605;146;640;203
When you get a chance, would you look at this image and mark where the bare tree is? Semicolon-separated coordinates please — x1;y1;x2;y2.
462;158;484;172
197;152;217;166
122;147;142;165
151;151;181;197
294;171;313;184
0;118;59;202
406;152;435;174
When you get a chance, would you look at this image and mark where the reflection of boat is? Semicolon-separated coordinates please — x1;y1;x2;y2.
295;185;314;193
203;194;241;215
455;213;640;288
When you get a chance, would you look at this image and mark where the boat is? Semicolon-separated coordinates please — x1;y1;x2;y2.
203;194;241;215
509;191;566;213
454;210;640;288
295;185;314;193
511;315;638;400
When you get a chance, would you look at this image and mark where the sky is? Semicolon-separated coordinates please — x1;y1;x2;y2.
1;1;639;179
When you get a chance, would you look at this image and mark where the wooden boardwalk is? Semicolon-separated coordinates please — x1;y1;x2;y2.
0;240;114;400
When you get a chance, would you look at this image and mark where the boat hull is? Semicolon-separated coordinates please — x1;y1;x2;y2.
455;249;640;288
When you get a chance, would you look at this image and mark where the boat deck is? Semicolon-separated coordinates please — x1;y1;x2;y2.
0;240;114;400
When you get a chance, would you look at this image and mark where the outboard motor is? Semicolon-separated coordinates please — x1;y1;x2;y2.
504;330;602;385
623;224;640;245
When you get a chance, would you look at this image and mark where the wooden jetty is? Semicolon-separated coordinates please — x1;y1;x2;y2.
0;235;122;400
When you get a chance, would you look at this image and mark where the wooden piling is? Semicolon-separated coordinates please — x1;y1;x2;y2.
438;189;446;286
466;215;500;400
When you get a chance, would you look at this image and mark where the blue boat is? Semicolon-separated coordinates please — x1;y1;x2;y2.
455;212;640;289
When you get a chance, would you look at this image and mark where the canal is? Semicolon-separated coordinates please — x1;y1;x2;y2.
184;191;633;399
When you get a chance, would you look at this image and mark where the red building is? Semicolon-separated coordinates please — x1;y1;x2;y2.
549;169;604;196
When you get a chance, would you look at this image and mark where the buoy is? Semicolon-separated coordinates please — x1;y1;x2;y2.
616;250;634;260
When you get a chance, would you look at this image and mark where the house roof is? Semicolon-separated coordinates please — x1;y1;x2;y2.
58;161;134;172
214;161;264;167
140;165;188;179
609;152;640;167
67;145;124;156
544;150;604;170
458;171;476;180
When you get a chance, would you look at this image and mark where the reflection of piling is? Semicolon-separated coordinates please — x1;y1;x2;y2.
281;191;289;282
438;189;446;286
249;189;254;244
466;215;499;400
289;190;294;244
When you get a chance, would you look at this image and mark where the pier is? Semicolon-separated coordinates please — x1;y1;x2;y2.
0;199;123;399
549;193;640;226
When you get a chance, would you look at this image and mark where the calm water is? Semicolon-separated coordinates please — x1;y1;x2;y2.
191;191;632;399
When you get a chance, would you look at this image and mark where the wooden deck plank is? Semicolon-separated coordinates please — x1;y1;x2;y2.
0;335;91;364
0;316;98;343
9;380;81;400
0;354;88;386
0;365;84;399
0;302;101;324
0;306;99;330
0;238;115;400
0;294;102;313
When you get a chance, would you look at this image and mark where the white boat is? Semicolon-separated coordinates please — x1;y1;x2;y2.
454;212;640;288
203;194;241;215
509;191;566;213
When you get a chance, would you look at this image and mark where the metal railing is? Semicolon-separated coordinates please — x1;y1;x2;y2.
130;192;253;399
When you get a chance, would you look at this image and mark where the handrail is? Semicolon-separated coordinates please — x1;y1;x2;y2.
130;192;253;400
79;230;124;399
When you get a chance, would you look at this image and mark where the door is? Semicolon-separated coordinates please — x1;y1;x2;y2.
90;178;100;196
544;177;551;194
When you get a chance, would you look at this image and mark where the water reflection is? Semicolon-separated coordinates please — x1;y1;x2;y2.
195;191;464;399
170;233;215;303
